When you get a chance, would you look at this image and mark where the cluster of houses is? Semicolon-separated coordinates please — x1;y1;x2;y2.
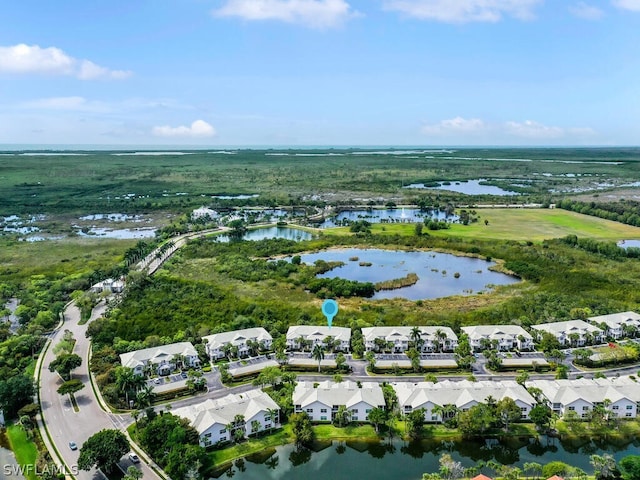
169;374;640;448
117;311;640;377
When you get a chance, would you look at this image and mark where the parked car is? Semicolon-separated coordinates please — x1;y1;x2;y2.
181;371;188;379
154;378;161;384
69;441;77;451
128;453;140;463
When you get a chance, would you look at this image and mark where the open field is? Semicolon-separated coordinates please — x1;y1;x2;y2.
0;237;135;283
322;208;640;242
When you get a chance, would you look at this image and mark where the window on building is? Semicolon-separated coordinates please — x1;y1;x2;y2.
306;408;313;413
320;416;327;421
352;409;358;414
582;406;590;411
613;406;620;410
219;429;226;434
626;412;633;417
568;406;575;411
627;405;634;410
320;408;327;413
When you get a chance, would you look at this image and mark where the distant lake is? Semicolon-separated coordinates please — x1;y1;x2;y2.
212;435;640;480
405;179;519;196
319;208;456;228
291;248;518;300
216;226;313;242
619;240;640;249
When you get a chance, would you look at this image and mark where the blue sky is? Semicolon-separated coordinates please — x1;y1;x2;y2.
1;0;639;146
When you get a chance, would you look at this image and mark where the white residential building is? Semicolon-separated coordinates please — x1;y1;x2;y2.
461;325;534;351
527;377;640;419
119;342;200;376
394;380;535;422
172;389;280;447
531;320;603;347
203;328;273;360
589;311;640;339
293;380;385;422
286;325;351;352
362;326;458;353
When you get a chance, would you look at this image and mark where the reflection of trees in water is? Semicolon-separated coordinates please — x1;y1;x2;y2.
289;447;312;466
234;459;246;473
368;442;387;459
264;455;279;470
527;438;558;457
336;443;346;455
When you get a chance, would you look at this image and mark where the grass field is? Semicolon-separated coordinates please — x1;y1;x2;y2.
6;425;38;480
0;237;136;282
324;208;640;242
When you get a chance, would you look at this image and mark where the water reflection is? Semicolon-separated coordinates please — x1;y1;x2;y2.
208;435;640;480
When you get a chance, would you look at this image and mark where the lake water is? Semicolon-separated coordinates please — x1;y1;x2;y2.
293;248;518;300
318;208;456;228
212;435;640;480
619;240;640;249
405;179;519;196
216;227;314;243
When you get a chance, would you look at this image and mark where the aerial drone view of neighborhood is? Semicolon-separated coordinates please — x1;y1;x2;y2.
3;2;640;480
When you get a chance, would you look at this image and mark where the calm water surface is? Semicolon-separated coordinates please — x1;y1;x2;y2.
405;180;519;196
216;226;313;242
294;248;518;300
213;435;640;480
319;209;456;228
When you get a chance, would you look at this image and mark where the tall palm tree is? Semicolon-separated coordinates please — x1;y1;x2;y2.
435;328;447;353
266;407;279;431
410;326;424;351
312;344;325;373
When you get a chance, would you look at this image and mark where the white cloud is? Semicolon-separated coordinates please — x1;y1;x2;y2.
383;0;542;23
422;117;486;135
504;120;565;139
569;2;604;19
213;0;357;28
0;44;131;80
612;0;640;11
152;120;216;138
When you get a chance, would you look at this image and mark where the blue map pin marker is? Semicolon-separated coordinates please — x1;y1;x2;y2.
322;299;339;328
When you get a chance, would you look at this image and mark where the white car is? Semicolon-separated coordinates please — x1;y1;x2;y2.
128;453;140;463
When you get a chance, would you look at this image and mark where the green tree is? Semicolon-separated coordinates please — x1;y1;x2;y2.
78;429;130;473
454;334;474;370
368;407;387;434
57;379;85;396
312;343;325;373
123;466;143;480
591;454;618;480
523;462;543;480
0;375;35;418
529;404;552;432
335;352;347;372
406;408;425;439
496;397;522;431
457;404;495;437
542;461;570;479
439;453;464;480
620;455;640;480
555;364;569;379
333;405;351;427
49;353;82;380
290;412;314;448
365;350;377;371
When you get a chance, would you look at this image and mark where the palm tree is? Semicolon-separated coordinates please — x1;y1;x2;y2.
410;326;424;351
250;420;262;436
333;405;351;427
136;385;156;408
435;328;448;353
568;332;581;347
115;366;139;407
266;407;279;431
312;344;325;373
523;462;542;480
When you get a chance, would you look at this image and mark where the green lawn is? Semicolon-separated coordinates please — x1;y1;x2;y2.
6;425;38;480
326;208;640;242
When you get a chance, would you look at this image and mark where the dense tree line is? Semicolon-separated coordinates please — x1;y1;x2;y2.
558;199;640;227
